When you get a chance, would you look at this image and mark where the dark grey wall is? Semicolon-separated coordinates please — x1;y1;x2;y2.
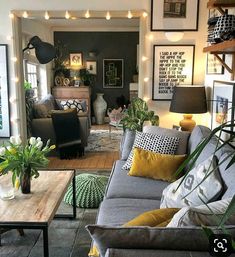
54;31;139;109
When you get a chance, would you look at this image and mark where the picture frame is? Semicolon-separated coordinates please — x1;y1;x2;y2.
0;44;10;137
151;0;199;31
211;80;235;141
152;45;195;101
70;53;82;67
103;59;124;88
86;61;97;75
206;53;225;75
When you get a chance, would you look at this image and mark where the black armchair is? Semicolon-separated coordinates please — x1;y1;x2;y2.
51;109;84;159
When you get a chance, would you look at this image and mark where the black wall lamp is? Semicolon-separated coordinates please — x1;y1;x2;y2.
22;36;56;64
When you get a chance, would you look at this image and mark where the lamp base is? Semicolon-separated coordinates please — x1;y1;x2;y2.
179;114;196;132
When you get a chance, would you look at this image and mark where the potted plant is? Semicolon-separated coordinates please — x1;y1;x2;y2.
24;81;34;99
121;97;159;131
79;68;95;86
0;136;55;194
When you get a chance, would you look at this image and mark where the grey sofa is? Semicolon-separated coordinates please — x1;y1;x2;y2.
31;95;90;150
86;125;235;257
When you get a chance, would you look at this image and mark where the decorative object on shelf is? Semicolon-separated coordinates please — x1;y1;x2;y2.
93;93;107;125
86;60;97;75
211;80;235;141
63;77;70;86
23;36;56;64
103;59;124;88
64;173;109;208
151;0;199;31
207;9;221;44
79;68;95;86
0;44;10;138
206;53;225;74
169;85;208;132
0;136;55;194
121;97;159;132
213;11;235;43
70;53;82;67
54;75;64;87
152;45;195;101
132;66;139;83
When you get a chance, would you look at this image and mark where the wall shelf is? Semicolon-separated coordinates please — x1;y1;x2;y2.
203;39;235;54
207;0;235;14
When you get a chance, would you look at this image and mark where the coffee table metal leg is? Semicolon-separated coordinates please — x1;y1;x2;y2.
43;226;49;257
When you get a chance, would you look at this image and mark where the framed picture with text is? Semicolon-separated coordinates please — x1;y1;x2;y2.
0;44;10;137
103;59;124;88
211;80;235;141
152;45;195;101
151;0;199;31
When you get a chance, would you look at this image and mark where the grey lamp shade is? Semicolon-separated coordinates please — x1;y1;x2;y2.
170;86;207;114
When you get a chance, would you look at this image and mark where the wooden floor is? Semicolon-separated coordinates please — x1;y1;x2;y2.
48;124;120;171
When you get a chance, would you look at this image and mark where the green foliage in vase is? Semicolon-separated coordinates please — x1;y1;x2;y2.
54;40;69;73
79;68;95;86
0;136;55;187
121;97;159;131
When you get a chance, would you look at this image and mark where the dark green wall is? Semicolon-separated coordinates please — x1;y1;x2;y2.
54;31;139;109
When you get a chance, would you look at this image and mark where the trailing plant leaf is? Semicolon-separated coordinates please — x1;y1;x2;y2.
219;196;235;228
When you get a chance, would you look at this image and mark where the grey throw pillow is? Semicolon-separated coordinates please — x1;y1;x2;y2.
160;156;223;208
86;224;235;257
122;131;180;170
120;130;136;161
143;126;190;155
167;198;234;227
33;103;49;118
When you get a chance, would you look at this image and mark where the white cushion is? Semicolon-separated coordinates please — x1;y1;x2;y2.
167;198;233;227
160;156;223;208
122;131;180;170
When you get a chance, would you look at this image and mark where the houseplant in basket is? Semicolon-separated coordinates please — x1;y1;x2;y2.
0;136;55;194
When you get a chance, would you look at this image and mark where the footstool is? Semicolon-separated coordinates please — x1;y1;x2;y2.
64;173;109;208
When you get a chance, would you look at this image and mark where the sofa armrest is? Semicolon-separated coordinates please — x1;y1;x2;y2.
105;248;210;257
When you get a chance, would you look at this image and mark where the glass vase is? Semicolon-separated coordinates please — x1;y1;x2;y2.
0;172;15;200
20;168;31;194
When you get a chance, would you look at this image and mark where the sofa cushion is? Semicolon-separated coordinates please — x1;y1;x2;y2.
33;94;56;118
105;161;170;200
143;126;190;155
123;131;180;170
56;98;87;113
120;130;136;161
219;152;235;199
86;224;235;257
167;198;234;227
129;148;186;182
97;198;161;226
160;156;223;208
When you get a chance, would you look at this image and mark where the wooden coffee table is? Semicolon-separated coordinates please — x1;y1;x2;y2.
0;169;76;257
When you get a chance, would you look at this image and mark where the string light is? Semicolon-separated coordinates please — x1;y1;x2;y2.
9;12;14;19
127;10;133;19
65;11;70;19
144;77;149;82
147;34;154;41
142;12;148;18
22;11;28;18
6;35;12;41
11;57;17;62
10;117;20;124
106;11;111;20
12;77;19;83
10;97;17;103
44;11;50;20
85;10;90;18
142;56;148;62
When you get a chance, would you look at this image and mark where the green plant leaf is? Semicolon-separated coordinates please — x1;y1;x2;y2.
219;196;235;227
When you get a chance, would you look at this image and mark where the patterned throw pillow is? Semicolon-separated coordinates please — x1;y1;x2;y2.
122;131;180;170
56;99;87;113
160;156;223;208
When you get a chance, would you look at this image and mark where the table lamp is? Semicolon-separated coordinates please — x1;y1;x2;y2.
169;85;207;132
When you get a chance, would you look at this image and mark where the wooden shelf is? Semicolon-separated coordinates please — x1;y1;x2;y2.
203;39;235;54
207;0;235;8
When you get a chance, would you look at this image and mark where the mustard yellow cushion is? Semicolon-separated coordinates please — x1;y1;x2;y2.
88;208;180;256
128;147;186;182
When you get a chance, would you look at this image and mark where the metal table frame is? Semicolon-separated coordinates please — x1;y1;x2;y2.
0;169;76;257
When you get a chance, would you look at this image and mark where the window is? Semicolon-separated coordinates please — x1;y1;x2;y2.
24;61;39;99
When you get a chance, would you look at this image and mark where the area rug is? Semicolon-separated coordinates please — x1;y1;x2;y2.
85;129;123;152
0;170;111;257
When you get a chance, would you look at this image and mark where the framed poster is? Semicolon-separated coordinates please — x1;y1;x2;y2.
70;53;82;67
211;80;235;141
0;45;10;137
86;61;97;75
151;0;199;31
103;59;124;88
206;53;224;75
152;45;195;101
